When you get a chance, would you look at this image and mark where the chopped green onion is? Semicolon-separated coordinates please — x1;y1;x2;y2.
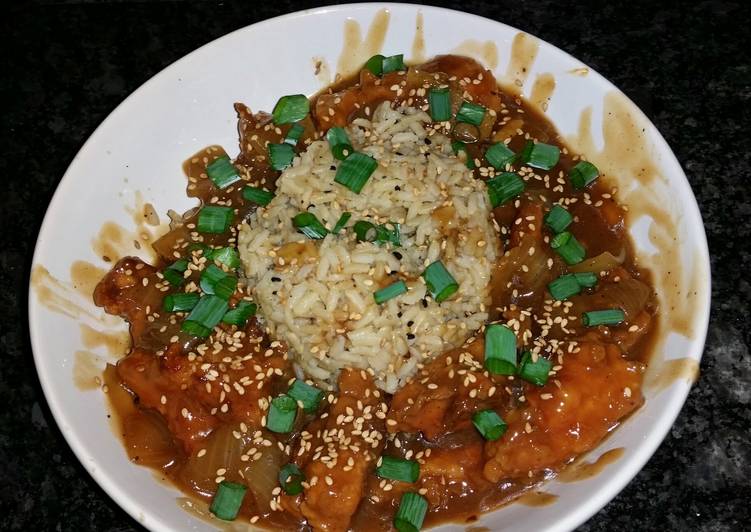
485;143;516;170
548;274;582;301
163;292;200;313
335;152;378;194
582;309;625;327
484;324;517;375
394;492;428;532
209;247;241;269
421;261;459;303
352;220;400;246
376;456;419;483
162;258;189;286
456;101;486;126
268;143;295;171
272;94;309;125
293;212;329;239
520;141;560;170
266;395;297;433
199;264;236;300
284;123;305;145
180;320;211;338
364;54;385;76
374;280;407;305
242;186;275;206
486;172;525;208
550;231;586;265
210;480;247;521
428;87;451;122
221;301;257;327
569;160;600;189
288;380;324;413
451;141;475;169
353;220;378;242
332;212;352;234
182;295;229;337
206;155;241;189
518;351;552;386
382;54;405;74
472;409;507;441
278;463;305;496
197;205;234;234
573;272;598;288
545;204;573;233
326;127;353;160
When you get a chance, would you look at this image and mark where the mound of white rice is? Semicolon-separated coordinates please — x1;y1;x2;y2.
238;102;500;392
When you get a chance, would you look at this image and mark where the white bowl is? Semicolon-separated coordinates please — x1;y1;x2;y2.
28;3;711;531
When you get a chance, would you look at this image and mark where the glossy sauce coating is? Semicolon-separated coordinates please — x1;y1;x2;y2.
95;55;657;531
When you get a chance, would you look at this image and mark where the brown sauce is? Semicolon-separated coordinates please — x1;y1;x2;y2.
558;448;625;482
92;53;669;531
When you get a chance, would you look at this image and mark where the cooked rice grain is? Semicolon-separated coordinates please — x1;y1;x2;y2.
239;102;500;392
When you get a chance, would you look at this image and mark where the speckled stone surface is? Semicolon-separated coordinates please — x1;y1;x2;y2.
1;0;749;530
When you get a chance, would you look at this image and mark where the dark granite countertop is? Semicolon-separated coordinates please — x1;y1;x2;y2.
1;0;749;530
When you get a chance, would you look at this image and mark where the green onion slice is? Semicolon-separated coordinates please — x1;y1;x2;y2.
206;155;241;190
326;127;353;161
268;143;295;171
486;172;525;208
582;309;626;327
573;272;598;288
288;380;324;413
199;264;236;300
163;292;200;313
221;301;257;327
519;140;560;170
550;231;586;265
364;54;385;76
472;409;507;441
428;87;451;122
284;123;305;146
209;247;241;269
242;186;274;206
278;463;305;496
394;492;428;532
548;274;582;301
210;480;247;521
518;351;552;386
382;54;405;74
545;204;573;233
456;101;486;126
376;456;420;483
421;261;459;303
451;141;475;169
272;94;309;125
332;212;352;234
266;395;297;433
353;220;400;246
182;295;229;337
374;280;407;305
180;320;211;338
197;205;234;234
162;258;189;286
334;152;378;194
293;212;329;240
484;324;517;375
570;160;600;189
485;143;516;170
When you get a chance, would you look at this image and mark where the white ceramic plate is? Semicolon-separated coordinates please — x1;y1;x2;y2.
29;3;711;531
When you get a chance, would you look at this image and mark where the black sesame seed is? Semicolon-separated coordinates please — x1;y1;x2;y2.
394;185;401;191
406;333;415;340
271;277;281;282
407;321;414;327
421;299;428;308
423;138;432;145
392;251;403;260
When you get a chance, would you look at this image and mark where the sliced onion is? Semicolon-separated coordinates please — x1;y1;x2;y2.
122;410;178;469
178;424;253;497
239;441;283;508
573;277;652;320
569;249;625;273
